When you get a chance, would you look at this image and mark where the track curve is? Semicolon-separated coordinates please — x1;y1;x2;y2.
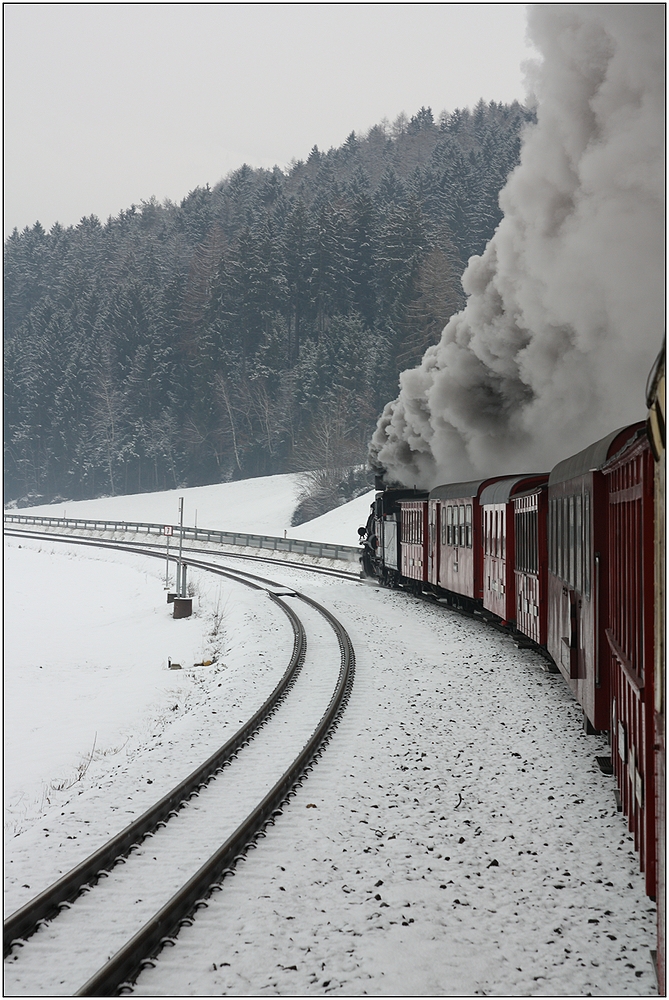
4;534;356;996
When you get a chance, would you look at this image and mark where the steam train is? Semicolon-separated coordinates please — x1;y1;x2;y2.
361;346;665;991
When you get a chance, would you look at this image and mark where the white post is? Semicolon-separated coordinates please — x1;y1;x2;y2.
178;497;184;597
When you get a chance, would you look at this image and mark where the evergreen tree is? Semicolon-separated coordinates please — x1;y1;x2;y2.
4;100;532;503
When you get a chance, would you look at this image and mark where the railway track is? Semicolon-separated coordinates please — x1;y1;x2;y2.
4;536;356;996
4;521;361;581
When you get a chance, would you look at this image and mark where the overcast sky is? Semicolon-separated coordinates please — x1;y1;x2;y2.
4;3;535;237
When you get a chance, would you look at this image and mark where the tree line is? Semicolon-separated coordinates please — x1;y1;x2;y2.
4;100;534;509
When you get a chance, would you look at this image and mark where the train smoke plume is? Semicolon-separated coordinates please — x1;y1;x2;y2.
370;4;665;488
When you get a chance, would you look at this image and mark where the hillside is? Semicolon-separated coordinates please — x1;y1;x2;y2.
5;101;534;506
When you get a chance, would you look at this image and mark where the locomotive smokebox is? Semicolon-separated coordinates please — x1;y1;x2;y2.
173;597;193;619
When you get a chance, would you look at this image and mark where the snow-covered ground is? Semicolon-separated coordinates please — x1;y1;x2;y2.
4;477;658;995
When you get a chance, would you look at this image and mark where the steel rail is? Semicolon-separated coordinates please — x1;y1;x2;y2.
5;533;356;997
3;512;360;563
4;557;307;954
76;592;355;997
5;528;360;598
4;526;361;581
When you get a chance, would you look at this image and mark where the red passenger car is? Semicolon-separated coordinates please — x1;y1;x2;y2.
514;481;550;646
547;423;643;731
479;475;548;625
602;428;656;900
647;345;665;994
427;479;501;605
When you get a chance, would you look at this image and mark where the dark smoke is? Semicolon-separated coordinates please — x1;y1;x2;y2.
370;4;665;488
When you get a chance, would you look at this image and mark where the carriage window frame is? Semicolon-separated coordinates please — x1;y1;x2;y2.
584;489;591;598
576;494;581;589
501;508;506;559
559;496;564;582
568;495;575;589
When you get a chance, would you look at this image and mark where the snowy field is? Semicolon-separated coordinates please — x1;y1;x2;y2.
11;474;377;547
4;476;657;995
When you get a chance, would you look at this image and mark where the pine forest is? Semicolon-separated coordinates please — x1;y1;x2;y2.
4;101;534;518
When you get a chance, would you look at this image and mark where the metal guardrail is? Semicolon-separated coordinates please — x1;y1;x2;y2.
3;513;360;563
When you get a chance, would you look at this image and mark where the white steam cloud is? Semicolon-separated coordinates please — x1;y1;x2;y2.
370;4;665;488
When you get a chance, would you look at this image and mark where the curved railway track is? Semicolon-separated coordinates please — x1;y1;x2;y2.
4;534;356;996
4;523;361;581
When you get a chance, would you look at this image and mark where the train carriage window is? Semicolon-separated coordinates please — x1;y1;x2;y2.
466;504;472;548
555;497;566;580
447;505;453;546
501;508;506;559
458;505;465;547
560;498;565;582
559;499;563;580
575;493;583;594
522;507;528;574
568;495;575;589
564;497;569;585
548;500;553;573
584;490;591;598
520;508;527;574
557;498;561;576
441;507;447;546
553;499;558;577
561;497;567;582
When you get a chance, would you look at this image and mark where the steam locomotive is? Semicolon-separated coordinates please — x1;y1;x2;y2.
361;346;665;991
